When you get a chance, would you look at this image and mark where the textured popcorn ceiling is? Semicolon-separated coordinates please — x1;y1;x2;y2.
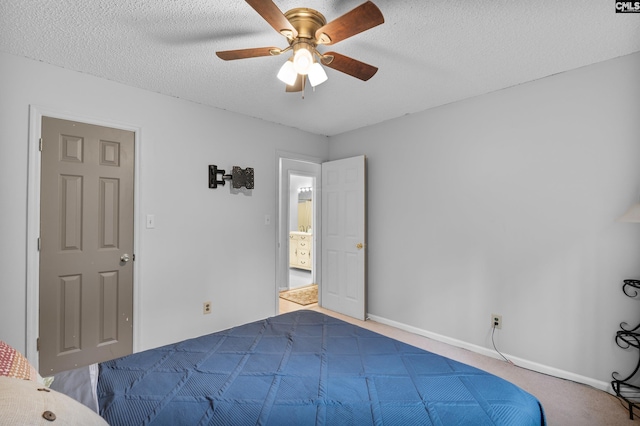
1;1;638;136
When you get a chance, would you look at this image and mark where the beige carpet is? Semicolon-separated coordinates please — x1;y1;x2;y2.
279;284;318;306
306;306;639;426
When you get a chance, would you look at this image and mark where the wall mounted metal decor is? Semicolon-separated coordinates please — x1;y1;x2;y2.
209;165;254;189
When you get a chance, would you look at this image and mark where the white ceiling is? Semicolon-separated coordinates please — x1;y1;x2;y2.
1;1;638;136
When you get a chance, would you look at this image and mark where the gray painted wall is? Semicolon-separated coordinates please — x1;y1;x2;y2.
1;49;639;388
0;51;328;356
328;52;640;385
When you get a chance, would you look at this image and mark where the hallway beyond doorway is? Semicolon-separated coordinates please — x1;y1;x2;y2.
289;268;312;289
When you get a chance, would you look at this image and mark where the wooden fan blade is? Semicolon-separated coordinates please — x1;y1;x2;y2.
322;52;378;81
245;0;298;39
315;1;384;45
216;47;280;60
286;74;304;92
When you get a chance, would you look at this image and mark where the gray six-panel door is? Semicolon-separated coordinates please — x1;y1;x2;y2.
39;117;134;374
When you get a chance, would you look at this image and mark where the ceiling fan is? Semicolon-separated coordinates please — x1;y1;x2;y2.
216;0;384;93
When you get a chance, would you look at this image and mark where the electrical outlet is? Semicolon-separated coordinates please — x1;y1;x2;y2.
203;301;212;315
491;313;502;329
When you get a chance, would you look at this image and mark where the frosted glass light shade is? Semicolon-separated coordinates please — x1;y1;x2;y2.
293;47;313;75
308;63;328;87
618;202;640;223
277;61;297;86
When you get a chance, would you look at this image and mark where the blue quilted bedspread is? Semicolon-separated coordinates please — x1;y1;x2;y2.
98;310;545;425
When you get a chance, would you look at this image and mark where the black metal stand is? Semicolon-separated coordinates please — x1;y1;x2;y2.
612;279;640;420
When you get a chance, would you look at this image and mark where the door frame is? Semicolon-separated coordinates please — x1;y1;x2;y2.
275;151;323;313
25;105;142;370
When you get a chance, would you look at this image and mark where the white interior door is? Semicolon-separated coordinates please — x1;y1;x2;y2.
321;155;366;320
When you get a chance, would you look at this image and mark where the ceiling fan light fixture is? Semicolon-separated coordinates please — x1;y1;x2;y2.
277;60;297;86
293;44;313;75
218;2;384;92
308;62;328;87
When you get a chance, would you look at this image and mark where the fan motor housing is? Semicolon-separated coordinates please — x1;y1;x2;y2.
284;8;326;41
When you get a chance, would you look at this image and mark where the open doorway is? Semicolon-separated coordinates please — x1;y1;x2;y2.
288;174;314;289
277;157;321;314
276;155;367;319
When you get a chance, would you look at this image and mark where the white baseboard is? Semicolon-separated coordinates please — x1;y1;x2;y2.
366;313;612;394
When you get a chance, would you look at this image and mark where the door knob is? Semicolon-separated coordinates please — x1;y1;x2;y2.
356;243;363;250
120;254;130;263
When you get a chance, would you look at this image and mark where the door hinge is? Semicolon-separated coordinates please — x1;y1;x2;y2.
37;338;40;351
37;237;41;251
39;138;43;152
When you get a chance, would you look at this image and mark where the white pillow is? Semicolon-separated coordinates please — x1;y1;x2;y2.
50;364;99;413
0;376;108;425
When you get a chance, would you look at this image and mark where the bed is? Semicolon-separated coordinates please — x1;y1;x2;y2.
94;310;545;425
